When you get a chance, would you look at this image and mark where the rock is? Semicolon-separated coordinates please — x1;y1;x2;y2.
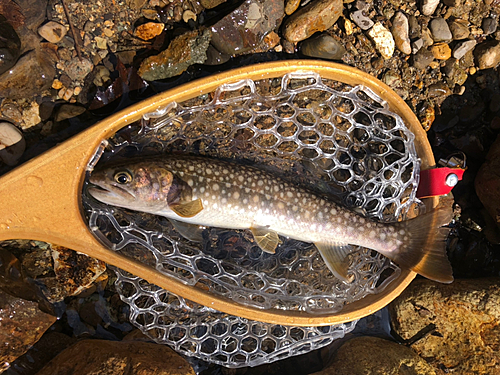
65;57;93;81
428;82;451;98
183;10;197;23
408;15;420;39
134;22;164;40
413;48;434;69
38;21;67;43
36;339;196;375
421;26;434;48
22;101;41;129
475;40;500;70
391;11;411;55
0;121;25;165
311;336;438;375
476;134;500;229
95;36;107;50
139;29;211;80
482;17;497;35
449;18;470;40
0;289;56;373
430;42;451;59
412;38;424;54
422;0;440;16
0;15;21;75
300;33;346;60
367;22;395;59
453;39;476;59
0;101;23;123
350;10;374;30
390;278;500;374
442;0;459;5
285;0;300;15
200;0;226;8
204;45;231;65
211;0;284;54
54;104;86;122
283;0;342;43
429;17;452;42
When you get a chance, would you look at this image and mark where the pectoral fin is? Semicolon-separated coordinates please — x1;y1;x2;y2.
168;219;204;242
315;241;354;282
171;198;203;218
250;226;282;254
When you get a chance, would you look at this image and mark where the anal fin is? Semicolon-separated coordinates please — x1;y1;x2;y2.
315;241;354;282
171;198;203;218
250;226;282;254
168;219;204;242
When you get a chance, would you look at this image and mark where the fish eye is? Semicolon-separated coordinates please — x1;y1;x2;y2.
114;171;132;184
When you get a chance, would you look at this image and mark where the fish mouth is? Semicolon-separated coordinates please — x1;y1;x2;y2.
87;179;136;203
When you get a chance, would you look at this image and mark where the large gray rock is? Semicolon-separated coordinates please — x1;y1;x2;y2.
390;278;500;375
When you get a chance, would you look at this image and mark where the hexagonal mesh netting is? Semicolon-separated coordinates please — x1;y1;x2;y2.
83;71;421;367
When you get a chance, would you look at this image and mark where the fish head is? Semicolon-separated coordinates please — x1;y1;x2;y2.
88;160;191;212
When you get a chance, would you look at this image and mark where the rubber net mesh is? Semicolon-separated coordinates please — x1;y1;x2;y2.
83;71;421;367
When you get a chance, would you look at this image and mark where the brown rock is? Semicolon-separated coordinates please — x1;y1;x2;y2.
134;22;164;40
449;18;470;40
430;43;451;60
475;40;500;70
390;278;500;374
312;336;437;375
0;289;56;373
283;0;343;43
285;0;300;15
37;339;196;375
38;21;67;43
476;134;500;229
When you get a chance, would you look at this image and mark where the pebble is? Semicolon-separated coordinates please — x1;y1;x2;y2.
350;10;374;31
413;48;434;69
283;0;343;43
411;38;424;54
300;33;346;60
430;42;451;60
367;22;395;59
343;18;354;35
482;17;497;35
200;0;226;9
421;0;440;16
138;29;211;80
65;57;93;81
183;10;197;23
0;121;25;165
285;0;300;15
212;0;285;54
54;104;86;122
52;79;63;90
134;22;164;40
421;27;434;47
449;19;470;40
204;45;231;65
429;17;452;42
0;15;21;76
408;15;420;39
355;0;369;11
0;102;23;123
95;36;107;50
38;21;67;43
475;40;500;70
453;39;477;60
428;82;451;98
21;102;41;130
391;11;411;55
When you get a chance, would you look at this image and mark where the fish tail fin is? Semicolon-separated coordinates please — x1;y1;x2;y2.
388;206;454;283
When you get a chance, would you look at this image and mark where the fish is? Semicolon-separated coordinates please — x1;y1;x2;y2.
88;155;454;283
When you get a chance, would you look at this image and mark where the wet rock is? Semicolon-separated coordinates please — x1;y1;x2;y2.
183;10;197;23
482;17;497;35
22;101;41;129
476;134;500;230
390;278;500;374
300;33;346;60
368;22;395;59
54;104;86;122
0;121;25;165
133;22;164;41
0;100;23;123
428;82;451;98
429;17;452;42
0;289;57;373
38;21;67;43
430;42;451;59
422;0;440;16
442;0;459;6
475;40;500;70
139;29;211;80
211;0;284;54
285;0;300;15
449;19;470;40
0;15;21;75
65;57;93;81
350;10;374;31
453;39;476;60
312;336;437;375
413;48;434;69
37;339;196;375
283;0;342;43
204;44;230;65
200;0;226;8
418;102;435;131
391;11;411;55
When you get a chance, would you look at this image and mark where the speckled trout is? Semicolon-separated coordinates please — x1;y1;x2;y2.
88;155;454;283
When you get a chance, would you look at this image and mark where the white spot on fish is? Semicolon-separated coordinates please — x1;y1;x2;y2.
277;202;285;209
331;208;337;215
253;195;259;203
287;191;293;198
369;230;376;238
399;229;406;235
380;233;386;240
292;206;299;212
258;180;264;186
206;168;212;174
233;191;240;199
187;179;194;186
213;183;219;191
238;176;244;182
